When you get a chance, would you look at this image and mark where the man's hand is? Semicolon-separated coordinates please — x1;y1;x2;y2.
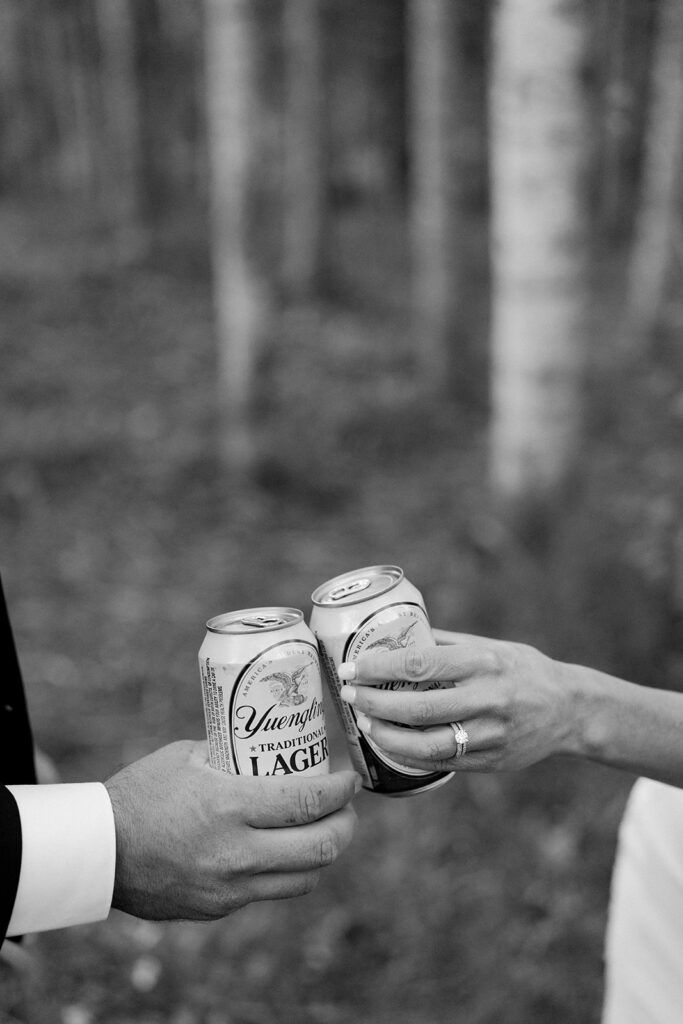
104;741;359;921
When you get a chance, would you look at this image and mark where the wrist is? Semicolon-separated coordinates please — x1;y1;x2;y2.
557;660;617;761
104;772;133;914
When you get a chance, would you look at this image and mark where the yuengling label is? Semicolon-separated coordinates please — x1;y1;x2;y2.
229;641;329;776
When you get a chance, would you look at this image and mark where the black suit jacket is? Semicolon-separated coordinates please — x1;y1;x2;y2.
1;577;36;942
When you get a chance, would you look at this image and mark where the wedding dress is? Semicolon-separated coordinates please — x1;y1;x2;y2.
602;777;683;1023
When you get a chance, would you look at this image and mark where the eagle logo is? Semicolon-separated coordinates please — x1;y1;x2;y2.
365;620;418;652
265;664;308;707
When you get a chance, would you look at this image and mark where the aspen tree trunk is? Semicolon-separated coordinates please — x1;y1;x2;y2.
0;2;21;93
62;7;100;200
204;0;267;469
407;0;489;397
95;0;144;254
0;0;25;186
594;0;656;241
407;0;452;395
626;0;683;344
38;5;93;197
489;0;591;503
595;0;626;236
132;0;167;220
282;0;325;299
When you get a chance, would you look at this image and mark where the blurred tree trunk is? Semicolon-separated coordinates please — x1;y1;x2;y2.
407;0;489;399
0;1;31;190
132;0;167;221
626;0;683;345
204;0;268;470
95;0;145;255
408;0;451;396
595;0;628;237
135;0;205;217
38;4;94;198
489;0;591;506
592;0;659;247
282;0;325;299
62;9;97;199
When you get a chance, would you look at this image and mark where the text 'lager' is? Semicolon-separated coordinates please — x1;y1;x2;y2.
199;608;329;778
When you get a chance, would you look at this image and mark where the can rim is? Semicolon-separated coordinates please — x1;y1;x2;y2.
206;607;304;634
379;772;454;797
311;565;404;607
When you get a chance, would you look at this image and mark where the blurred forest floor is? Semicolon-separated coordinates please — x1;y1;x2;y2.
1;194;682;1024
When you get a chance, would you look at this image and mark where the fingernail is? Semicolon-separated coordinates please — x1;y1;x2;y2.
353;774;363;793
340;685;357;704
337;662;357;682
355;711;371;734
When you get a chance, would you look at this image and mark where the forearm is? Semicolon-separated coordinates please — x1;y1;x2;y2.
565;662;683;787
344;637;683;781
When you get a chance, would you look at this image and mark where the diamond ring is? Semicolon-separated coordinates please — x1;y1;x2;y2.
450;721;469;759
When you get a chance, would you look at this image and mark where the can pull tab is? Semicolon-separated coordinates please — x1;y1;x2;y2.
329;578;371;601
241;615;287;629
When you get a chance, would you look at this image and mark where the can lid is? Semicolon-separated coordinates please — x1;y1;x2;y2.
206;607;303;634
311;566;404;607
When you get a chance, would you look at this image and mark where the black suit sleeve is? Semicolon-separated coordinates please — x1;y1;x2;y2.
0;786;23;942
1;575;36;943
1;577;36;786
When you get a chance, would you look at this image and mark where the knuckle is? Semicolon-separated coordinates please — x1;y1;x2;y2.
426;736;445;760
483;648;503;675
498;684;515;718
489;719;508;747
230;882;255;911
403;647;433;682
299;784;324;822
221;842;252;877
297;872;321;896
411;697;434;727
337;811;357;848
484;748;504;771
314;832;339;867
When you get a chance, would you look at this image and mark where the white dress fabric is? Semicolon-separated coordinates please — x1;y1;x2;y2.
602;778;683;1024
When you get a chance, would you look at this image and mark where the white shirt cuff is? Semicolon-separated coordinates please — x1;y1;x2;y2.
6;782;116;936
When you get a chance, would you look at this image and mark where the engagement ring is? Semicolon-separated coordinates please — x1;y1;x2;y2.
450;721;469;759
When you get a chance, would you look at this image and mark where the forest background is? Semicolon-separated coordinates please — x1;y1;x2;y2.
1;0;683;1022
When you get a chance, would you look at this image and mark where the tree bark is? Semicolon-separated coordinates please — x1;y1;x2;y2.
489;0;591;504
407;0;489;399
626;0;683;345
281;0;325;300
37;4;94;198
95;0;144;254
407;0;452;395
204;0;268;470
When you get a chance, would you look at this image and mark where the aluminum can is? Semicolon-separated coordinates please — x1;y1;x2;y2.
199;607;329;778
310;566;453;796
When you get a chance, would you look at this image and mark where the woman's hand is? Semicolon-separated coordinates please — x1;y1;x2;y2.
337;635;580;773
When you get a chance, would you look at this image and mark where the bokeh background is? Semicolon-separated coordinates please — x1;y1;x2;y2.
2;0;683;1021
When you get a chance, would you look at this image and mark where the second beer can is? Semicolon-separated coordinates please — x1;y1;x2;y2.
199;607;329;778
310;566;453;796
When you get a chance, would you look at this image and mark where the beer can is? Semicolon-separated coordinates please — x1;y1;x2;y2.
199;607;329;778
310;566;453;796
